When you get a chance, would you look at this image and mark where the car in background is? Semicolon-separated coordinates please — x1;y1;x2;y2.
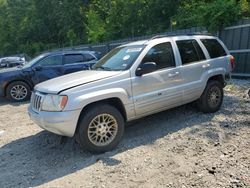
0;56;26;68
0;50;100;102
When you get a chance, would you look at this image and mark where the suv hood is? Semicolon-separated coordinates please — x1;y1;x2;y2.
35;70;122;94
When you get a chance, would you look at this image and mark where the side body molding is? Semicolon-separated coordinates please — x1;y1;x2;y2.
64;88;135;119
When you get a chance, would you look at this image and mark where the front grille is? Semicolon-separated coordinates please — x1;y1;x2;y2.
31;92;44;111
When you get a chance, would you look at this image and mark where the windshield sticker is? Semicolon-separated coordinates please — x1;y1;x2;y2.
123;55;131;61
126;48;142;53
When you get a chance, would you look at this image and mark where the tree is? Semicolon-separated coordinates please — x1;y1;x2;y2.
86;0;179;42
0;0;88;56
174;0;249;32
0;0;249;57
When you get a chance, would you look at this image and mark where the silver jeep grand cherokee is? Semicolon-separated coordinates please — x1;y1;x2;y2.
28;35;234;153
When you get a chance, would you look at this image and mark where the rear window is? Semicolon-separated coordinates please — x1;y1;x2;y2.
201;39;227;58
176;39;206;65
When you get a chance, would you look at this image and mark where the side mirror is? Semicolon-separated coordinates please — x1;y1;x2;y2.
136;62;157;76
33;65;42;71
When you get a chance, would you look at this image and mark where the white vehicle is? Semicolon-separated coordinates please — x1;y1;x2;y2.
28;35;234;153
0;56;26;68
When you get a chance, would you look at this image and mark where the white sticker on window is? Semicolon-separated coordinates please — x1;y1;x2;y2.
123;55;130;61
126;48;142;53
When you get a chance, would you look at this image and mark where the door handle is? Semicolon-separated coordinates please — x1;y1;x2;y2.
202;64;211;68
168;72;180;78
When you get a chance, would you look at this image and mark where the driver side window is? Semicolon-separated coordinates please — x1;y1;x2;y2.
38;55;62;66
141;42;176;70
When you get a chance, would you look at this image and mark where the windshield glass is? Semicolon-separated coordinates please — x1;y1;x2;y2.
22;54;47;68
92;45;145;71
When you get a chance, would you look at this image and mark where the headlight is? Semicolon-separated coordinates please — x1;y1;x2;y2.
41;94;68;112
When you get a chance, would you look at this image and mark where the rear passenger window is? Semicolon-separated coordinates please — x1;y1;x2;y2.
64;54;84;65
201;39;227;58
176;40;206;65
142;42;175;70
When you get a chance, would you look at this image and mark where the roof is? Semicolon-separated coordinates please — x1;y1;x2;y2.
122;34;217;47
41;50;99;56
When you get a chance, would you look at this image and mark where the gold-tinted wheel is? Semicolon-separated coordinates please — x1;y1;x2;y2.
198;80;223;113
77;104;124;153
208;86;222;108
87;114;118;147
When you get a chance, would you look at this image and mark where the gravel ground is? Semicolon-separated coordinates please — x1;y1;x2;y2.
0;79;249;188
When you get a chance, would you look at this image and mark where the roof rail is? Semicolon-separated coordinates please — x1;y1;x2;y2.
150;35;168;40
149;32;213;40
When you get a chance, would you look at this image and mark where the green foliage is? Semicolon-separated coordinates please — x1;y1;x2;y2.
0;0;249;57
0;0;87;56
240;0;250;17
86;0;179;42
174;0;249;32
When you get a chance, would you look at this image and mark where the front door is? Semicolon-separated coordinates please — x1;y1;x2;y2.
32;54;64;85
132;42;183;116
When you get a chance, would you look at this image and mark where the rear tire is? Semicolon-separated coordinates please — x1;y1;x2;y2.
6;81;31;102
77;104;125;153
197;80;224;113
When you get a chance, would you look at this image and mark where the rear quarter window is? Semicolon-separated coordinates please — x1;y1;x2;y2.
201;39;227;58
176;39;206;65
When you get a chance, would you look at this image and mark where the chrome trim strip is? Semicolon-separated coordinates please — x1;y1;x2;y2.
224;24;250;30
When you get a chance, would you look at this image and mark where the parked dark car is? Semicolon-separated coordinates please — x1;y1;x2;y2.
0;57;26;68
0;50;100;102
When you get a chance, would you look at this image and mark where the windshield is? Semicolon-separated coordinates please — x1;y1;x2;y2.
92;45;145;71
22;54;47;68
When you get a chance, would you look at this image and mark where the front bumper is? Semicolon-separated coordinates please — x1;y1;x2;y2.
28;106;81;137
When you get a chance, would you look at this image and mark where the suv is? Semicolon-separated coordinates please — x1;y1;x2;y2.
28;35;234;153
0;50;99;102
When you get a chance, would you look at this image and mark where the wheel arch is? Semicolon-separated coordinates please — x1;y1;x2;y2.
74;97;127;136
4;79;33;96
207;74;225;86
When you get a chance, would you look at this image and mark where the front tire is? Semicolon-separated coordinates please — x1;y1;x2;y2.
77;104;125;153
197;80;224;113
6;81;31;102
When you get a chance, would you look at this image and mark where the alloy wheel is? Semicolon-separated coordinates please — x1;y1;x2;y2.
10;85;28;101
87;114;118;147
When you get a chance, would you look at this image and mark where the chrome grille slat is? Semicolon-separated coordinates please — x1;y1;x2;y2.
34;95;38;109
31;92;44;112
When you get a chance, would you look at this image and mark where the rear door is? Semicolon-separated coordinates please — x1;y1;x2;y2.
175;39;208;102
132;42;183;116
200;38;230;71
32;54;63;85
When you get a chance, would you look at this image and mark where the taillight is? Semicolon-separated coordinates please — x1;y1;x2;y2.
230;56;235;70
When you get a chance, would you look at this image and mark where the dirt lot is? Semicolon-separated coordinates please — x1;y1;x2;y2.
0;79;249;188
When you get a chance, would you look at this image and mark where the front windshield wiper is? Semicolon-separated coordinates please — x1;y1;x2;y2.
96;66;113;71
